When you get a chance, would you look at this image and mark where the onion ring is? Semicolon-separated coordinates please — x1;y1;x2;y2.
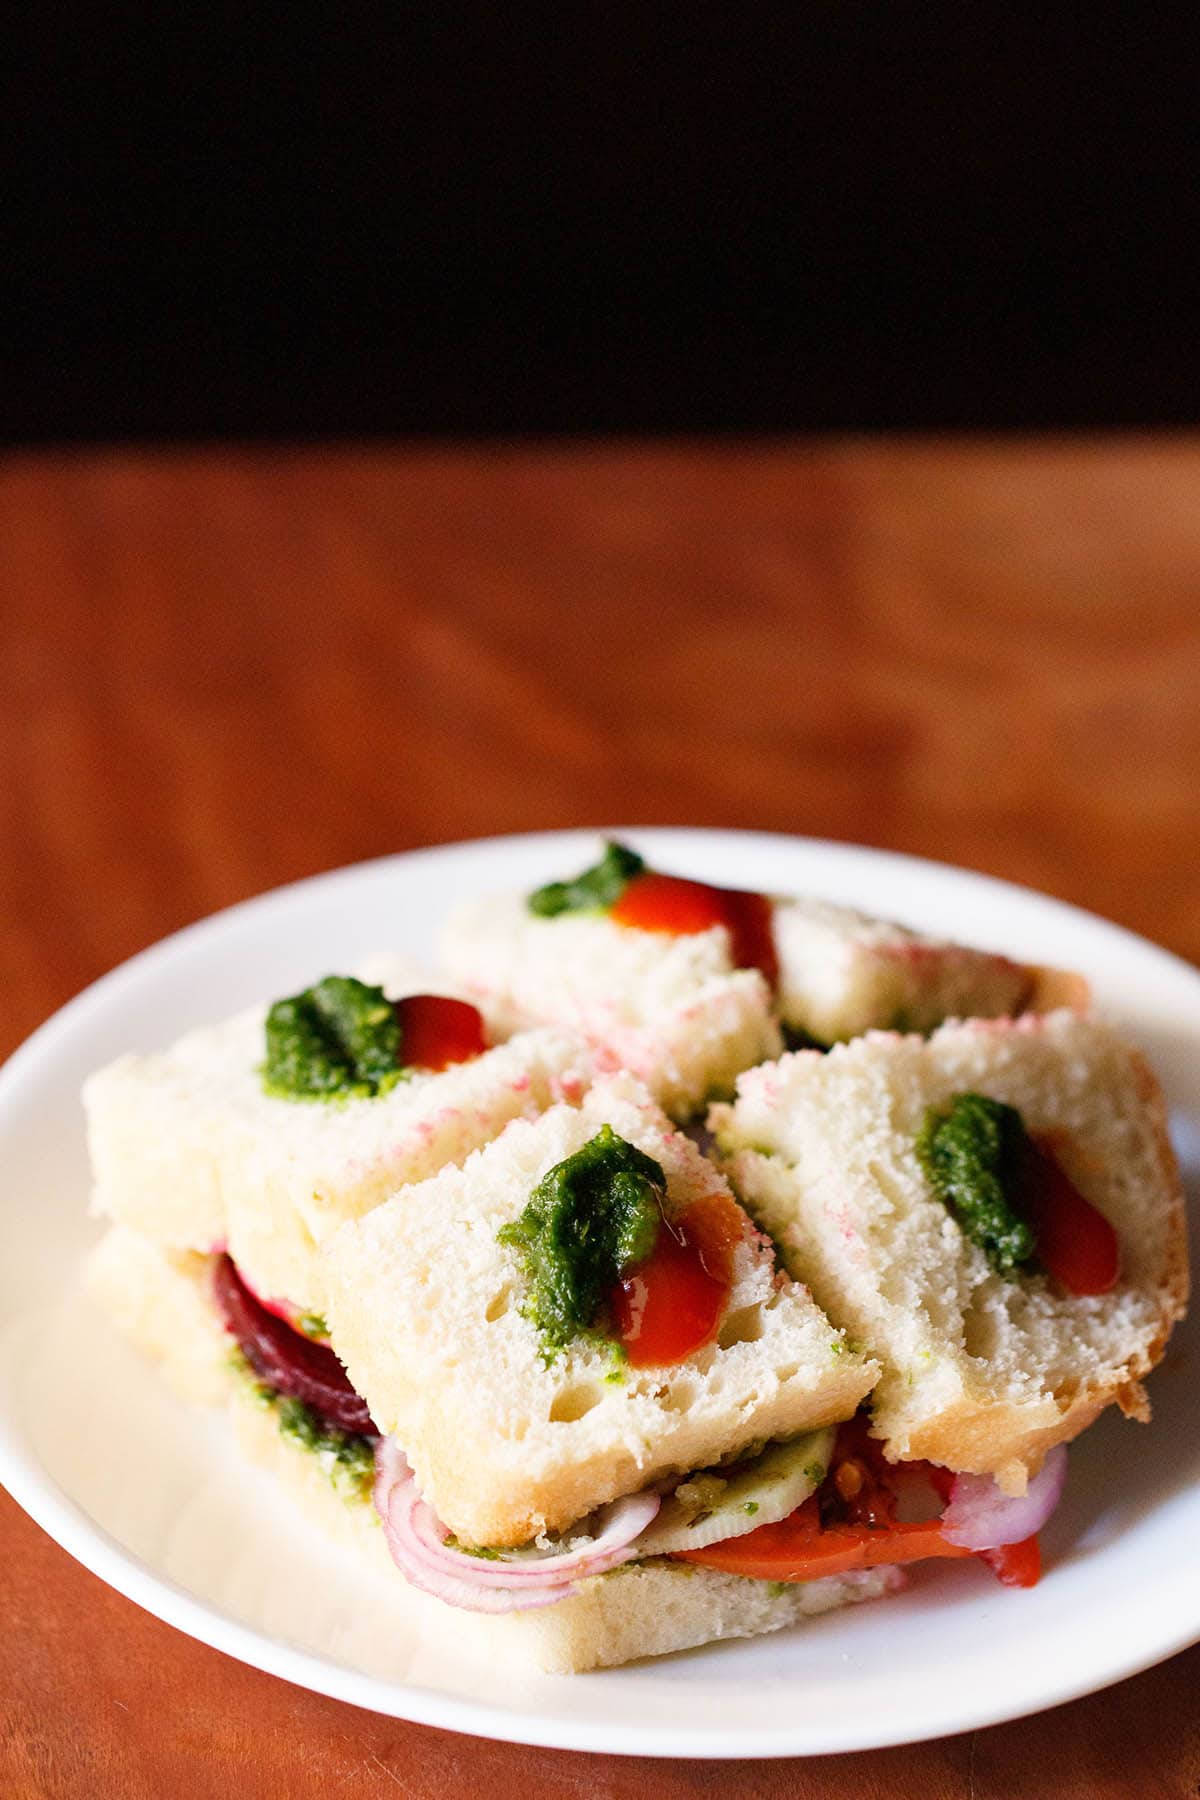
370;1438;660;1611
406;1488;660;1587
941;1446;1068;1551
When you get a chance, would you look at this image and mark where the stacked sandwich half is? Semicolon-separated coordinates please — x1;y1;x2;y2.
84;843;1188;1671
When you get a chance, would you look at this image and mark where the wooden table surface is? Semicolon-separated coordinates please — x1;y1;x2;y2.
2;439;1199;1798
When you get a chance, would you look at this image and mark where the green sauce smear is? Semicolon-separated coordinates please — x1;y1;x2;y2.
275;1397;376;1499
263;975;405;1101
229;1350;376;1502
498;1124;665;1356
527;841;644;918
916;1091;1037;1277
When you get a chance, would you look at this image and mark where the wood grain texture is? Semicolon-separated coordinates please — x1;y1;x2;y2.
2;439;1200;1797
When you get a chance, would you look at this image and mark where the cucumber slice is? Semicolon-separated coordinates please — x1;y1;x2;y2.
633;1427;835;1558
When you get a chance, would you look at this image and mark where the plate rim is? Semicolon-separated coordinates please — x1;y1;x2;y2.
1;826;1198;1759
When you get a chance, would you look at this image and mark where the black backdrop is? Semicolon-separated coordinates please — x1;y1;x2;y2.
6;3;1199;443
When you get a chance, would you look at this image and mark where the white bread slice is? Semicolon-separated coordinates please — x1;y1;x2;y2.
439;895;781;1118
321;1073;877;1546
84;1224;898;1672
772;897;1086;1044
490;1553;902;1673
84;954;592;1314
85;1224;234;1406
711;1011;1187;1491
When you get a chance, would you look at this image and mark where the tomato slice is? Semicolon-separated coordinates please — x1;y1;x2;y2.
610;1190;743;1366
1018;1137;1120;1296
980;1535;1042;1588
609;873;779;987
722;889;779;989
393;994;488;1072
610;871;731;936
674;1494;976;1581
674;1417;1041;1588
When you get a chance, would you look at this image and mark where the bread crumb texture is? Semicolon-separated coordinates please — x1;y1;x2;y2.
497;1559;904;1673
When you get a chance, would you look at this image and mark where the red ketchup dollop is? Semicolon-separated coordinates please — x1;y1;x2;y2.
1017;1136;1120;1297
394;993;488;1071
609;872;779;989
213;1255;376;1436
609;1190;744;1366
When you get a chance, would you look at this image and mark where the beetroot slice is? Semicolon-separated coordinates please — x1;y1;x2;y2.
213;1254;377;1436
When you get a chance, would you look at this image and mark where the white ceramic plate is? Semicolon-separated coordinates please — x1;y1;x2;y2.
1;830;1197;1759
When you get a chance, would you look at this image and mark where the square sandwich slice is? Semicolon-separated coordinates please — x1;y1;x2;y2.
440;895;780;1121
711;1010;1187;1492
84;954;592;1316
772;896;1086;1045
321;1072;878;1548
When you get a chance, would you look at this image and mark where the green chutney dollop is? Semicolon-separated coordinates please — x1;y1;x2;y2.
263;974;405;1101
498;1124;665;1355
916;1091;1037;1277
527;840;644;917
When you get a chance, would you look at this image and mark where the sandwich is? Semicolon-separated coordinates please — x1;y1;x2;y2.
82;892;1187;1674
772;895;1087;1045
89;1203;910;1671
439;840;1084;1117
84;955;589;1317
440;843;782;1119
710;1010;1188;1491
87;1067;907;1672
319;1072;877;1543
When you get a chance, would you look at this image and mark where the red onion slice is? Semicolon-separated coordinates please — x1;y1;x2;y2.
370;1439;660;1612
407;1488;660;1588
380;1476;571;1612
941;1446;1068;1551
372;1436;411;1515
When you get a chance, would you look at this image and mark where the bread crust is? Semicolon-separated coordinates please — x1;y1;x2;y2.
1025;964;1092;1013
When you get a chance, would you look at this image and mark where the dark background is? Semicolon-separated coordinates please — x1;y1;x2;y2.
6;3;1199;445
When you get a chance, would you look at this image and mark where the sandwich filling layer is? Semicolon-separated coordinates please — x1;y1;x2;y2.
209;1243;1056;1611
